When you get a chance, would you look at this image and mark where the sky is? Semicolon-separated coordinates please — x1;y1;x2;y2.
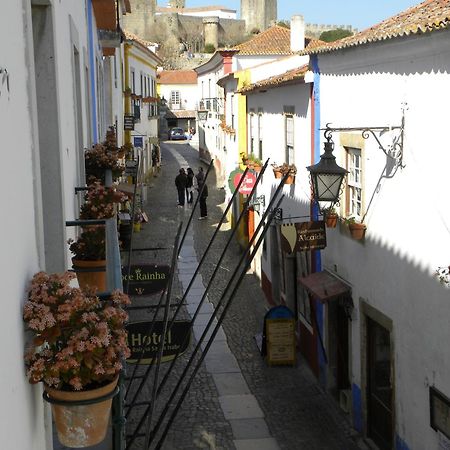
176;0;421;31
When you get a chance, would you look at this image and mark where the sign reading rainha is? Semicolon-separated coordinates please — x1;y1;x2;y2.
126;320;191;364
122;264;170;295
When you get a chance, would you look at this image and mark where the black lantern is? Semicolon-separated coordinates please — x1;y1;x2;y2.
307;129;348;204
197;110;208;121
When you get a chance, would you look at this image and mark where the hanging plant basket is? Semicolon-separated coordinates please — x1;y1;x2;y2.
348;222;367;240
72;258;107;292
325;213;338;228
44;376;119;448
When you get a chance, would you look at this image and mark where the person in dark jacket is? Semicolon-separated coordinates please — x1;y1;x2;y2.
175;168;187;207
197;178;208;219
186;168;194;204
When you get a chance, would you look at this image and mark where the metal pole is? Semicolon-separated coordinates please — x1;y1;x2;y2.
153;197;283;449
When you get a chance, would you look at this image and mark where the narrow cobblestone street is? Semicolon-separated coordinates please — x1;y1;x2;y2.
124;141;365;450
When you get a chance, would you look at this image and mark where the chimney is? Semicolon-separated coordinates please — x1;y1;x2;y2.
290;15;305;52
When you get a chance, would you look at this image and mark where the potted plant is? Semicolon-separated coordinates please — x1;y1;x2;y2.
324;207;338;228
70;183;127;292
85;143;125;184
23;271;131;448
242;153;263;172
344;216;367;240
272;163;297;184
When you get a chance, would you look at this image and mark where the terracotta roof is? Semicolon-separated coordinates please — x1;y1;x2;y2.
157;70;197;84
232;25;293;55
302;0;450;55
123;30;162;63
238;65;309;94
171;110;197;119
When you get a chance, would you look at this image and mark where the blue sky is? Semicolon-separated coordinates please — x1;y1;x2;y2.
174;0;420;31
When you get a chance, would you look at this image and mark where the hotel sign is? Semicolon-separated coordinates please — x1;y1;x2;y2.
280;221;327;253
122;264;170;296
126;320;191;364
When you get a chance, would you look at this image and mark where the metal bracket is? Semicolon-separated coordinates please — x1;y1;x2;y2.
249;195;265;213
272;207;283;222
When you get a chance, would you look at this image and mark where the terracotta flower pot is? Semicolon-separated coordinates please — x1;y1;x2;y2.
72;259;107;293
325;213;338;228
45;377;118;448
284;175;295;185
273;169;282;179
348;222;366;240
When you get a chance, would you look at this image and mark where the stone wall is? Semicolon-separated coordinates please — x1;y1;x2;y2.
241;0;277;33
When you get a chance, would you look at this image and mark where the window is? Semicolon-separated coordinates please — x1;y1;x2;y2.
249;111;255;154
285;114;294;164
230;94;235;129
140;72;143;96
258;109;263;160
345;147;363;219
171;90;180;109
296;252;312;327
131;68;135;93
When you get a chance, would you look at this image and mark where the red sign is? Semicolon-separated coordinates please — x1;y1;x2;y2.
229;170;257;195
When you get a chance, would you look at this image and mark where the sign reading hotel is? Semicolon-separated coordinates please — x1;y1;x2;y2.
126;320;191;364
228;169;257;195
280;221;327;253
122;264;170;296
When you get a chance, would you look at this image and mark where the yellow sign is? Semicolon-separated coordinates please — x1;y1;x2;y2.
266;318;296;366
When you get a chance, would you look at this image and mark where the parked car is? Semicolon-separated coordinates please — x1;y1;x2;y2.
169;127;187;141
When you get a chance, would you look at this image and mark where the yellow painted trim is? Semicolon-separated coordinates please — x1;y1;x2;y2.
124;44;131;145
129;49;158;70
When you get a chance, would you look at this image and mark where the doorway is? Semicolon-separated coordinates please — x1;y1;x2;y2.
367;317;393;449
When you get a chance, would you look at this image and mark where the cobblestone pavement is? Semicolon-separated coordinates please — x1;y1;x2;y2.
123;141;366;450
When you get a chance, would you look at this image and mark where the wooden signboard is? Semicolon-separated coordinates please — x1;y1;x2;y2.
122;264;170;296
126;320;191;364
124;114;135;130
280;221;327;253
266;318;296;366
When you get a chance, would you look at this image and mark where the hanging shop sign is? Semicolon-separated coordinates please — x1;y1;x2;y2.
122;264;171;296
124;114;135;130
126;320;191;364
280;221;326;253
133;136;143;148
228;169;257;195
125;159;138;176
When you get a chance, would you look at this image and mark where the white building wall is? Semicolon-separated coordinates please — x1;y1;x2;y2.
0;0;99;448
246;83;312;283
249;54;309;84
234;55;284;72
159;83;198;110
318;31;450;449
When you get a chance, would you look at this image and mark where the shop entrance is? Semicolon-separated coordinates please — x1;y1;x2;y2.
367;317;393;449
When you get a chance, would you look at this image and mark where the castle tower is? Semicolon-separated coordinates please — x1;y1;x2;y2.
122;0;156;41
241;0;277;33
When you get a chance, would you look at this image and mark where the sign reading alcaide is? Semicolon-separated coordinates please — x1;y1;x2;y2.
126;321;191;364
122;264;170;296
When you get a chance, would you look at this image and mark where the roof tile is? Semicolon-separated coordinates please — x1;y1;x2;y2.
157;70;198;84
302;0;450;55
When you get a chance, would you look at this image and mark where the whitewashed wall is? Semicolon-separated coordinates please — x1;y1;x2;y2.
159;83;198;111
246;82;312;282
0;0;97;448
318;30;450;449
249;54;309;84
234;55;283;72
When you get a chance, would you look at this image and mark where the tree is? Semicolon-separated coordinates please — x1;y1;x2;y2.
319;28;353;42
277;20;290;29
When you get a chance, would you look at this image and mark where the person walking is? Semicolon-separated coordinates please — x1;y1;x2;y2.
175;168;187;207
196;171;208;219
186;168;194;204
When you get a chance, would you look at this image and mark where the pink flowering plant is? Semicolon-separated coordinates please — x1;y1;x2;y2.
80;182;128;220
85;143;125;183
23;271;131;391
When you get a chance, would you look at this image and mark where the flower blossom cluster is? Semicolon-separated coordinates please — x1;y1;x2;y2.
80;182;128;220
23;271;131;391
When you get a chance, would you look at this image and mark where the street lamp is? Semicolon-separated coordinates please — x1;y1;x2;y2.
307;126;348;205
197;110;208;122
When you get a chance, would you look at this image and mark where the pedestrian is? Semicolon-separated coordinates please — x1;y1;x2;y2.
175;168;187;207
186;168;194;204
196;172;208;220
195;166;204;186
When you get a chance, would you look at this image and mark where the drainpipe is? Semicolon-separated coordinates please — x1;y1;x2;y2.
124;43;131;145
311;54;326;387
87;0;99;143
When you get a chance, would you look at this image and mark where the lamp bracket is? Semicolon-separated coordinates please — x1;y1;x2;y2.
320;107;405;169
249;195;265;213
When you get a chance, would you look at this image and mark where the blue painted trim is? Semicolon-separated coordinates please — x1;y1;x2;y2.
311;55;327;383
395;435;411;450
352;383;363;433
87;0;98;143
